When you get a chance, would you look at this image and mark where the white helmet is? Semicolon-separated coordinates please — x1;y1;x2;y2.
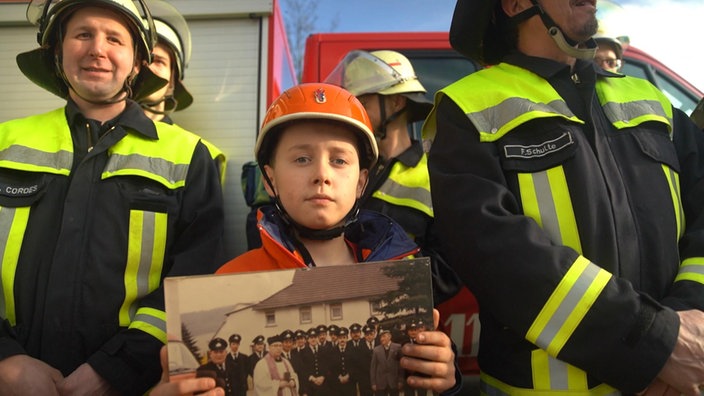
325;50;432;122
138;0;193;111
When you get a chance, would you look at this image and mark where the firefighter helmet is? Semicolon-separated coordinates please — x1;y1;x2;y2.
324;49;432;122
256;83;378;169
593;0;630;60
138;0;193;111
17;0;164;99
449;0;596;65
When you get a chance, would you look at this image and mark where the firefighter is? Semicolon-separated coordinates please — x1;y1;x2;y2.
424;0;704;394
325;49;463;306
136;0;226;184
0;0;224;394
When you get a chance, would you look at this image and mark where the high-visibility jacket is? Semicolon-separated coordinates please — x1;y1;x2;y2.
217;206;420;274
0;102;224;395
424;58;704;394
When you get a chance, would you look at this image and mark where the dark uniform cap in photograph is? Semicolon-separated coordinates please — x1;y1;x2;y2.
268;334;283;344
209;337;227;351
295;329;307;339
328;324;340;334
366;316;380;325
228;333;242;344
408;320;418;330
281;330;295;340
378;327;391;335
252;335;265;345
307;327;319;337
316;324;328;334
349;323;362;332
337;327;349;337
362;325;375;334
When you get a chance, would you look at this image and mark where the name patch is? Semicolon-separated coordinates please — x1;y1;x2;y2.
0;182;40;198
504;132;573;159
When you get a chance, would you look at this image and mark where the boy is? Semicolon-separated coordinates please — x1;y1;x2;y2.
151;83;459;395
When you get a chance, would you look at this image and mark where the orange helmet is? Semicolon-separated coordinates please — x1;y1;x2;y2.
256;83;378;169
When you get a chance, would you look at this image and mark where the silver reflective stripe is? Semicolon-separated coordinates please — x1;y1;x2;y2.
376;178;433;209
535;264;601;350
0;145;72;173
0;207;16;319
468;98;575;135
602;100;670;126
133;310;166;333
531;172;562;245
134;211;156;316
104;153;189;186
547;355;568;390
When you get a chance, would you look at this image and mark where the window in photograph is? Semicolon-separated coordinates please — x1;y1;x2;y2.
330;303;343;320
300;306;312;324
265;310;276;327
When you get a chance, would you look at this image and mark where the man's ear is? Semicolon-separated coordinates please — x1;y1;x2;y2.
502;0;530;17
389;94;407;113
357;168;369;198
263;164;276;197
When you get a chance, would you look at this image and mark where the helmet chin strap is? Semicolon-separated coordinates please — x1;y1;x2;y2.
513;0;597;60
260;164;365;266
140;95;178;116
374;95;407;141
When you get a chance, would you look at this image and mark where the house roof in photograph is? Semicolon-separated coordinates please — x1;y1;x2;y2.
253;262;401;309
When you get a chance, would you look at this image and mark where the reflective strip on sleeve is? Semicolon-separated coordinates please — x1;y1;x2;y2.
518;166;582;254
526;256;612;356
662;165;684;240
129;306;167;343
675;257;704;285
0;207;30;325
119;210;167;327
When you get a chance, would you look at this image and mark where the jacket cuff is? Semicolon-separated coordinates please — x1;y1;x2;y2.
87;332;162;395
0;336;26;361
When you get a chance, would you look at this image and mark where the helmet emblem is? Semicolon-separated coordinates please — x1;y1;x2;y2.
314;88;326;104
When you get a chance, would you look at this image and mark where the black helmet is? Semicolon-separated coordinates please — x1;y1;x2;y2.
450;0;597;65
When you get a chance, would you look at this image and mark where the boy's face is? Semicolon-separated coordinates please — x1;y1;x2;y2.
145;42;175;102
61;6;139;103
264;121;368;232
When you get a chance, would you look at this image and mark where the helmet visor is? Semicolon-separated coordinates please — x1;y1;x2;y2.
324;50;404;97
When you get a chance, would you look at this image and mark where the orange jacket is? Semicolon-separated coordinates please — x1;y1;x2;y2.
217;206;419;274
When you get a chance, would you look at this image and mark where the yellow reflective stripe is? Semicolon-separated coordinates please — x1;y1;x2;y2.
526;256;612;356
0;207;29;326
662;165;684;240
480;372;620;396
129;307;167;343
119;210;167;326
531;349;588;391
518;167;582;254
675;257;704;284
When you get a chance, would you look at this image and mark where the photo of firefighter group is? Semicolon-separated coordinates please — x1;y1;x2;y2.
164;257;434;396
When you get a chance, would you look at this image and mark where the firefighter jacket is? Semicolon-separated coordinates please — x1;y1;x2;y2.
0;101;225;395
216;205;420;274
423;54;704;394
363;141;463;305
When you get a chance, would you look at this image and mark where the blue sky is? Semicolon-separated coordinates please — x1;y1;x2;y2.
280;0;704;91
